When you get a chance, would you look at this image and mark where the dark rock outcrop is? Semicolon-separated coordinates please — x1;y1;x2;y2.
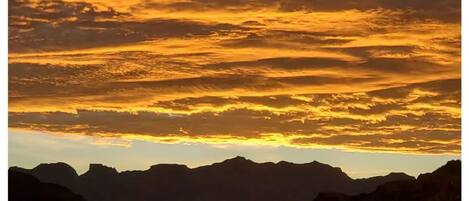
314;160;461;201
9;170;86;201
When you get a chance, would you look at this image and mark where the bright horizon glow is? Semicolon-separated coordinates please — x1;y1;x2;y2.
9;130;459;179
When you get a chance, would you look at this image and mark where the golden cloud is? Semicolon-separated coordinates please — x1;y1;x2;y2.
8;0;460;154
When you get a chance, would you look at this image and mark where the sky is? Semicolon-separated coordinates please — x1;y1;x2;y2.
8;0;461;177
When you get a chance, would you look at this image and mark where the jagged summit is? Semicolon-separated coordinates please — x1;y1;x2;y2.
358;172;415;181
385;172;415;180
82;164;118;177
277;160;323;165
422;159;460;177
149;163;189;171
219;157;336;168
34;162;74;169
218;156;255;165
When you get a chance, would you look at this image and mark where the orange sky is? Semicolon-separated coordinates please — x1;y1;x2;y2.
8;0;461;155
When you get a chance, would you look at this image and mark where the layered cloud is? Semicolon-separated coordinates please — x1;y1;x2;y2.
8;0;460;154
132;0;460;22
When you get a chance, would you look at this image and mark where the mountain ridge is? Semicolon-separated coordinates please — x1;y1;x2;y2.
10;156;416;201
11;156;399;179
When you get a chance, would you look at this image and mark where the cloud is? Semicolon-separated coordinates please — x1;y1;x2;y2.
8;0;460;155
9;0;242;53
204;57;349;70
204;56;453;75
278;0;460;12
132;0;460;22
9;79;461;154
291;130;460;154
218;32;354;49
9;0;122;21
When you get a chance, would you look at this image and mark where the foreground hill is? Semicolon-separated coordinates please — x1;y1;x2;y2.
9;170;86;201
314;160;461;201
10;156;413;201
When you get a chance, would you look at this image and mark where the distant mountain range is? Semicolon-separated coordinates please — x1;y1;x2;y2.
9;157;459;201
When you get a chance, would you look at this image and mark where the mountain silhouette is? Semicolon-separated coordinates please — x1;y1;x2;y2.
9;170;86;201
9;156;415;201
314;160;461;201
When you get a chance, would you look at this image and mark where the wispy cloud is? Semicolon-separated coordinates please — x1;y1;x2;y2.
8;0;460;154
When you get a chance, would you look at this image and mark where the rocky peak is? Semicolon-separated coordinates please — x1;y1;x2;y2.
83;164;118;177
219;156;255;165
33;162;78;178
